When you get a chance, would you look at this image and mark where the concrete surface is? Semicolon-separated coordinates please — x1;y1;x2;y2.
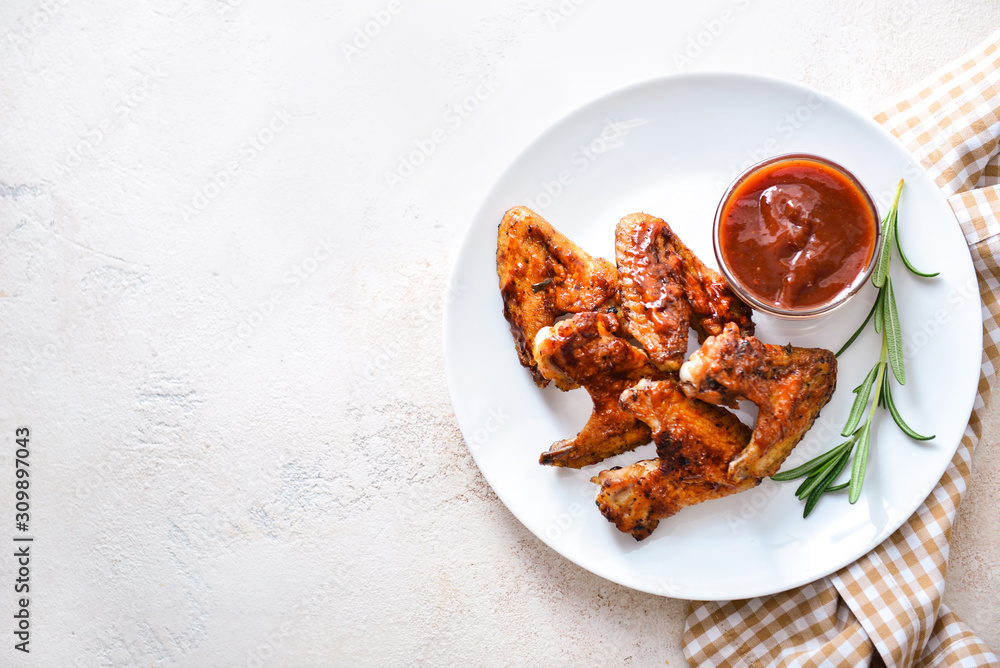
0;0;997;665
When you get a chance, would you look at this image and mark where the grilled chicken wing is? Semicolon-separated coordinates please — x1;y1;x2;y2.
533;312;666;468
498;206;619;386
680;323;837;481
615;213;754;372
592;379;757;540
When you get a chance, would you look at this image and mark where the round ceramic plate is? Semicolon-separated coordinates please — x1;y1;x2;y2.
443;73;982;600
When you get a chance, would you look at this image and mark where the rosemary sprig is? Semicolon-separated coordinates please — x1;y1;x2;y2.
772;179;937;517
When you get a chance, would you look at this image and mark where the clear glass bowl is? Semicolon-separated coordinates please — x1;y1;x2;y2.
713;153;881;319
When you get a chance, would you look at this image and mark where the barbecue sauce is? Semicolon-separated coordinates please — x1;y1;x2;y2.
718;157;878;311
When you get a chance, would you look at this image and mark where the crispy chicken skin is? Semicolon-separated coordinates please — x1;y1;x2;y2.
592;379;757;540
533;312;666;468
621;379;752;479
615;213;754;372
680;323;837;481
497;206;619;386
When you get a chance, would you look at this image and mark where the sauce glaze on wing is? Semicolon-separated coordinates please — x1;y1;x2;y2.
497;206;619;386
533;312;668;468
680;323;838;481
591;379;758;540
615;213;754;372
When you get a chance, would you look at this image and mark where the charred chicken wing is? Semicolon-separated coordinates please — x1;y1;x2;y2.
680;323;837;481
592;379;757;540
615;213;754;372
533;312;666;468
497;206;619;387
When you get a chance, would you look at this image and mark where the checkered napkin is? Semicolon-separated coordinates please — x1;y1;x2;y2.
683;31;1000;668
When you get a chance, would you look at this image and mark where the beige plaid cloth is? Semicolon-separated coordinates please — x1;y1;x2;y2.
683;31;1000;668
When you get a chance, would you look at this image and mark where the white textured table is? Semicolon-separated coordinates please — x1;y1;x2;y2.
1;1;997;665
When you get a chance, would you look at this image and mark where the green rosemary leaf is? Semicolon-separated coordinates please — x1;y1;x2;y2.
884;381;935;441
848;422;872;504
842;363;878;436
795;469;823;499
803;446;853;517
796;454;843;500
874;286;885;334
825;481;850;492
872;219;893;288
891;184;938;278
894;221;939;277
877;368;889;409
884;276;906;385
802;489;824;518
873;181;904;288
771;440;852;481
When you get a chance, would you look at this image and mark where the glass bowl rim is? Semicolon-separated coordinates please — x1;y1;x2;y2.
712;152;882;320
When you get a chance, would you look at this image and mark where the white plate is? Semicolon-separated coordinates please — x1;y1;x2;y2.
443;73;982;600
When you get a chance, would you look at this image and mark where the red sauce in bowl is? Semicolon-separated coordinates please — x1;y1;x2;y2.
716;155;878;314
